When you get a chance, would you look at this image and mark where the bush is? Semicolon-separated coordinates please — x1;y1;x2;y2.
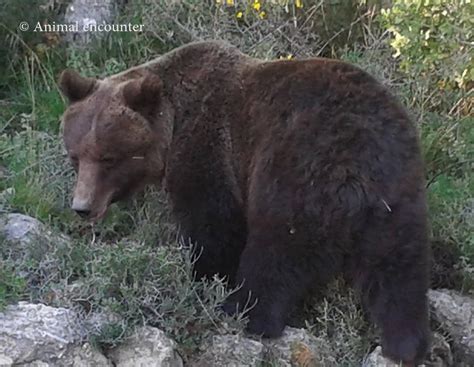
381;0;473;93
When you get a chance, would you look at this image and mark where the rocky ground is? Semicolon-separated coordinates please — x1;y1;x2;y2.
1;212;473;366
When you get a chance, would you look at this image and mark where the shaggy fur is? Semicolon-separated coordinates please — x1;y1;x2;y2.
59;41;431;365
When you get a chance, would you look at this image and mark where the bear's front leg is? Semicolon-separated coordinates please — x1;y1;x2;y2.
354;196;431;365
169;184;247;285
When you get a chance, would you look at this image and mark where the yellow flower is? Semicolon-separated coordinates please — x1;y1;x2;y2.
279;54;293;60
253;1;261;11
259;10;266;18
236;11;243;19
226;0;234;6
295;0;303;8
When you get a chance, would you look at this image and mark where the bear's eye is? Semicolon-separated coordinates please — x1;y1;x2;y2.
70;156;79;167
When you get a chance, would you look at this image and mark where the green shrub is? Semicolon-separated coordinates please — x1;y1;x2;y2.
0;264;27;310
381;0;473;92
0;235;28;309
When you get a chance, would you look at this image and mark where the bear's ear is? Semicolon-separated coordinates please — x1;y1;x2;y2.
122;73;162;117
58;69;96;103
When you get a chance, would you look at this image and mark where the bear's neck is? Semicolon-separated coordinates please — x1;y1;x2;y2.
113;40;256;131
111;41;259;194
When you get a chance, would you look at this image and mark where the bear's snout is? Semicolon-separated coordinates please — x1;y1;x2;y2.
71;197;92;218
70;161;111;221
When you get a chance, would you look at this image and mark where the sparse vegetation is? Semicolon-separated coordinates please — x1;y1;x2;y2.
0;0;472;364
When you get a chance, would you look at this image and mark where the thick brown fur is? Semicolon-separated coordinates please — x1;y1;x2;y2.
59;41;431;365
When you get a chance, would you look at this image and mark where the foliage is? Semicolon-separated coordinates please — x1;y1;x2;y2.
0;251;27;310
381;0;474;92
0;0;65;97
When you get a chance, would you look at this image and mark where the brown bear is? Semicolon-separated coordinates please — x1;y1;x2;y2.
59;41;430;365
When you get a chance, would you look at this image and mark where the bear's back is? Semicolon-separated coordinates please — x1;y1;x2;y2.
238;58;423;213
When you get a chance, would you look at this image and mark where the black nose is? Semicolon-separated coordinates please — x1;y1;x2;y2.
74;209;91;218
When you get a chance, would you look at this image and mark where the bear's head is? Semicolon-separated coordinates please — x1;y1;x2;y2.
59;69;171;221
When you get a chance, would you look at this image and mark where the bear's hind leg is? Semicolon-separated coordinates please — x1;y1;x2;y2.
355;199;431;365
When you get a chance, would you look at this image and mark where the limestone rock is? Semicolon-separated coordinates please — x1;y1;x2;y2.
426;332;453;367
57;343;112;366
362;332;453;367
192;334;265;367
0;213;70;253
108;326;183;367
20;343;112;366
362;346;408;367
264;327;335;367
429;289;474;365
0;302;85;364
0;213;70;283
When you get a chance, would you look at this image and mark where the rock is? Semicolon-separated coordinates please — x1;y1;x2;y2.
64;0;119;45
362;346;409;367
426;332;453;367
192;334;265;367
0;213;44;244
0;302;112;366
108;326;183;367
362;332;453;367
264;327;335;367
429;289;474;365
20;343;112;367
0;302;84;364
0;213;70;265
0;213;68;246
57;342;112;366
0;355;13;366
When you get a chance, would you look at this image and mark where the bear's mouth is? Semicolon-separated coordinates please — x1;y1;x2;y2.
73;193;114;223
88;205;110;223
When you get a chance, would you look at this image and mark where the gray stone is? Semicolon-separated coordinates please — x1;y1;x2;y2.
56;342;112;366
429;289;474;365
264;327;335;367
64;0;118;45
22;343;112;367
0;355;13;367
1;213;46;244
0;302;85;363
362;346;411;367
0;302;85;364
362;332;453;367
0;302;112;366
0;213;70;263
108;326;183;367
0;213;69;247
426;332;453;367
192;334;265;367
